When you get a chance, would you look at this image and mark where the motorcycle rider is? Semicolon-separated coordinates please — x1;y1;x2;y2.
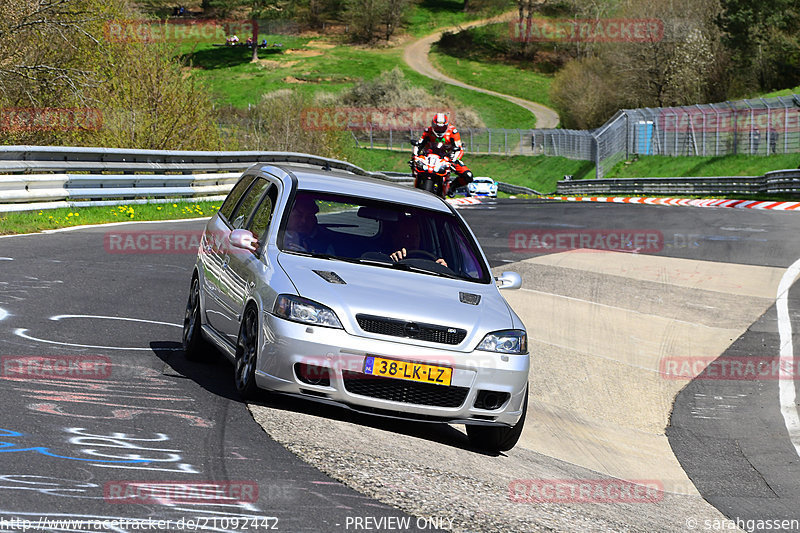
412;112;473;192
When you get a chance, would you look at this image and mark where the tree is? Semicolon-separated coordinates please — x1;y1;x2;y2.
0;0;116;106
343;0;385;42
717;0;800;90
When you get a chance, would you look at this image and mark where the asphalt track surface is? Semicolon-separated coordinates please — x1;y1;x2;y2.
1;198;800;532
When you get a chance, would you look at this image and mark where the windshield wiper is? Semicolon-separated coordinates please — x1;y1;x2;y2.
285;250;343;261
386;262;461;279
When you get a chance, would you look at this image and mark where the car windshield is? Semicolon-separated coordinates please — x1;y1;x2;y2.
278;191;490;283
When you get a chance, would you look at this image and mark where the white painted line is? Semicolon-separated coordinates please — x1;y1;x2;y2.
14;328;181;351
50;314;181;327
0;217;211;239
15;314;182;351
0;257;13;260
0;308;8;321
777;257;800;458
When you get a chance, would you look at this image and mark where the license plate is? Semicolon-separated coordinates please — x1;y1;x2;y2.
364;356;452;386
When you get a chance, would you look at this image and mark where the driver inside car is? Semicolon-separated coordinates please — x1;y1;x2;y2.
284;195;334;255
387;218;447;267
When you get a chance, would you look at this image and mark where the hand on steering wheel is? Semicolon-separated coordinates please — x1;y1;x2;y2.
390;248;447;267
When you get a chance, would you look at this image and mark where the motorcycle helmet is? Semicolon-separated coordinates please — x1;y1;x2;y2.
431;113;449;138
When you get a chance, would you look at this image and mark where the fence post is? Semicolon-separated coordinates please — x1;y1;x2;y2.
504;130;508;155
624;112;629;160
593;134;601;178
729;101;737;155
518;129;523;155
488;130;492;153
389;128;392;151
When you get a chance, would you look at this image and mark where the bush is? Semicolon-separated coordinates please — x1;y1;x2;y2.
340;67;484;128
223;89;347;157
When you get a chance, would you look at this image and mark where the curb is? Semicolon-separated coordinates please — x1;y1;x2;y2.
446;197;482;206
544;196;800;212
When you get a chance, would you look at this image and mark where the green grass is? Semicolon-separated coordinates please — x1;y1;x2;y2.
603;154;800;179
185;40;535;128
0;201;220;235
758;86;800;99
405;0;514;37
344;148;593;191
430;51;553;107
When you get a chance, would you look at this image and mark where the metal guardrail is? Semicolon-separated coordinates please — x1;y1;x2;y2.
555;170;800;196
0;146;403;213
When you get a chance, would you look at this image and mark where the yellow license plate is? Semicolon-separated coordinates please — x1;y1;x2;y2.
364;356;452;386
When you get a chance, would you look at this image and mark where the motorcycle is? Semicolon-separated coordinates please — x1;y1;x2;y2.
410;140;453;198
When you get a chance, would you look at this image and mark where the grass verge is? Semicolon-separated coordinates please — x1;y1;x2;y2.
604;154;800;179
0;201;220;236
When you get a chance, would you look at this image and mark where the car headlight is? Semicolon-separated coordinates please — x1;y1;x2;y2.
273;295;342;328
477;329;527;354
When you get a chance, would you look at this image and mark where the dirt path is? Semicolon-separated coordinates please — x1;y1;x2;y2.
402;12;560;129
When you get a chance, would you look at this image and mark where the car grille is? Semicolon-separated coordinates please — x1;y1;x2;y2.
356;314;467;345
342;371;469;408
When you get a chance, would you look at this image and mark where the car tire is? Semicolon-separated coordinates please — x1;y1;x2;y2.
182;276;210;361
466;387;528;452
234;305;260;400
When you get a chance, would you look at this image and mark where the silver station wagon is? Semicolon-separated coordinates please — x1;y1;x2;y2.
182;162;529;451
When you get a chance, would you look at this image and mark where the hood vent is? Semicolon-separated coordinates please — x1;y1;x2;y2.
313;270;346;284
459;292;481;305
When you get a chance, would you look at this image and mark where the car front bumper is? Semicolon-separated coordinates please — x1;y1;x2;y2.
255;314;530;427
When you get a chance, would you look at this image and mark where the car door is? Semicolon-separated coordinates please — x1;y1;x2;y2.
215;177;276;344
201;173;256;337
223;181;281;345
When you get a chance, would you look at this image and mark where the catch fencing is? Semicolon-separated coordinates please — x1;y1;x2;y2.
351;127;595;160
353;94;800;178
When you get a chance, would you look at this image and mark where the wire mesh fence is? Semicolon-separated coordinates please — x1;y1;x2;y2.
347;94;800;178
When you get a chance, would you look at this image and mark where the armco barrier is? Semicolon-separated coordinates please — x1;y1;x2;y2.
556;170;800;196
0;146;405;212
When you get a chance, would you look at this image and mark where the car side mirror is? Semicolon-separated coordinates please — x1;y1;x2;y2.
495;271;522;290
229;229;259;253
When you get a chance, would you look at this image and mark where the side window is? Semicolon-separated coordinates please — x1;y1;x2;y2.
248;185;278;242
219;174;256;222
230;178;270;229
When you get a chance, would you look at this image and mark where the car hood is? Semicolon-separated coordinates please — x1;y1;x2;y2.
276;252;515;351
